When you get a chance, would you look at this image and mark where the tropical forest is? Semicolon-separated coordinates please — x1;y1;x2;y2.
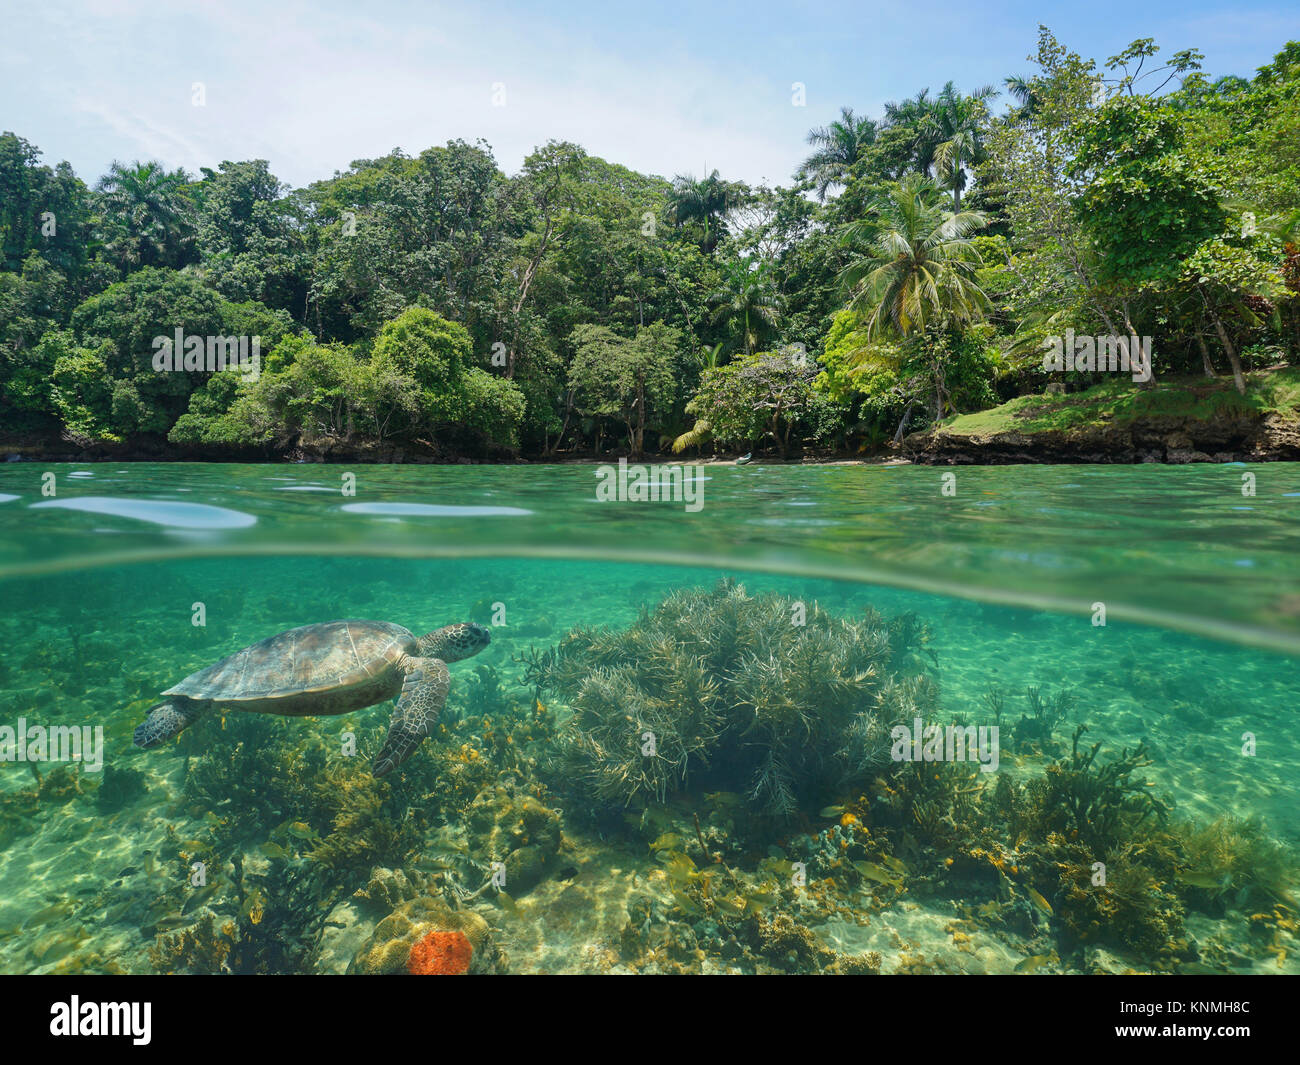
3;26;1300;465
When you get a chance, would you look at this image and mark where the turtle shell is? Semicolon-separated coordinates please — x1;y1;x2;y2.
165;620;417;702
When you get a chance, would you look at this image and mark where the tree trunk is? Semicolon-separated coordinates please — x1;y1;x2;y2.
1202;287;1246;394
893;400;918;445
1194;329;1216;379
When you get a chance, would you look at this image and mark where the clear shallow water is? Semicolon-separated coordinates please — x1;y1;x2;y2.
3;462;1299;651
0;463;1297;974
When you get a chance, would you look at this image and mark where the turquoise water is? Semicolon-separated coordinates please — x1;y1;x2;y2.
0;463;1297;974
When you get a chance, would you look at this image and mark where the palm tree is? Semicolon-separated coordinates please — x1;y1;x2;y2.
839;172;990;339
1004;75;1042;117
881;89;943;175
799;107;879;200
696;341;727;369
710;258;782;355
929;83;996;210
667;170;738;253
877;83;996;207
97;160;194;270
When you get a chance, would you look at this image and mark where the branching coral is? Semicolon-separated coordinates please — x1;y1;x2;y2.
1029;724;1167;851
522;579;938;816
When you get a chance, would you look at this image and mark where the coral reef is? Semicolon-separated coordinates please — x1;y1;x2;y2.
466;780;563;895
523;579;937;817
1009;686;1077;754
408;930;473;975
148;913;237;975
350;894;505;975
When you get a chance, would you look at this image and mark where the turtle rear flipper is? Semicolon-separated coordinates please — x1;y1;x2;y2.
373;658;450;777
133;699;210;748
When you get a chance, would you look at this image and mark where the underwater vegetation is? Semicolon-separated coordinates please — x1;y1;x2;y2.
119;674;565;973
4;566;1296;977
1028;725;1168;852
523;579;938;818
451;664;512;721
1009;686;1077;754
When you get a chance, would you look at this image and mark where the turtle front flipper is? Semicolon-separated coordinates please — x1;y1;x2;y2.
373;658;450;777
133;699;211;748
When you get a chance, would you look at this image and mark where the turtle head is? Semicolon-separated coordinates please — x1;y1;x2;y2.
418;622;491;663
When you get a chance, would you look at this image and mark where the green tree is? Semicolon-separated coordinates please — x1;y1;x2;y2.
684;348;838;457
839;173;989;338
800;108;878;201
96;160;196;272
929;83;997;210
566;323;680;456
192;159;307;311
369;307;525;447
668;170;740;253
710;257;782;356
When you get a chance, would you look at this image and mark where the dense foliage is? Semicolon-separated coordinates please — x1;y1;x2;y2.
2;28;1297;456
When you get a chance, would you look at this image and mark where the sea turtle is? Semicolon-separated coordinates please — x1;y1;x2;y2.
132;620;491;777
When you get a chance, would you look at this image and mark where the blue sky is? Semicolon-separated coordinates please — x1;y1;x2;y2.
4;0;1299;190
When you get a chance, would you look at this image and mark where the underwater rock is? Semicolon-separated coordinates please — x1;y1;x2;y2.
317;866;428;974
353;866;422;912
467;782;563;895
349;894;505;975
515;615;554;638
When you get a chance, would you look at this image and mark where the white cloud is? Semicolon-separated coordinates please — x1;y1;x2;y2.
11;0;811;186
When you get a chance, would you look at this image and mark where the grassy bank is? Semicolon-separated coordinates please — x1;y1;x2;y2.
906;368;1300;464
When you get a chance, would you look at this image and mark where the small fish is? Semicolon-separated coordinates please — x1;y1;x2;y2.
24;901;75;929
102;900;135;925
495;890;519;915
650;832;684;852
287;822;317;840
147;915;191;933
557;866;578;881
31;930;87;963
669;888;702;915
878;854;908;875
852;861;903;888
819;804;849;819
181;884;220;917
715;893;747;917
1025;887;1053;915
261;842;290;861
1178;871;1231;891
1014;953;1054;973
